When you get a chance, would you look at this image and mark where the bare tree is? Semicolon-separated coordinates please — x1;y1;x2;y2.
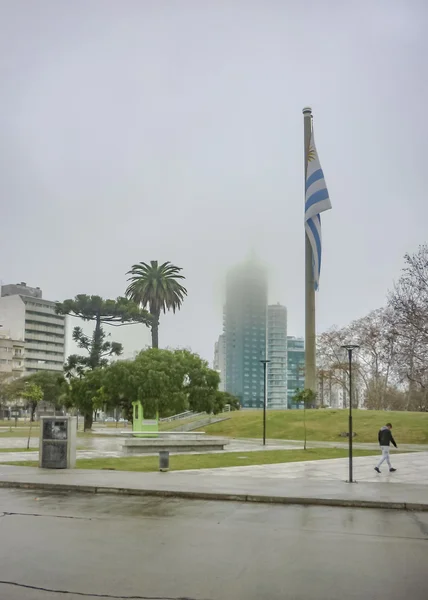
348;308;399;409
317;326;350;405
389;245;428;411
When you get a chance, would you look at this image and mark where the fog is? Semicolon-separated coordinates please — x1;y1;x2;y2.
1;0;427;364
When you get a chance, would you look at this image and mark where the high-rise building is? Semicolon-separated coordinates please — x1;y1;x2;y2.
213;334;226;392
224;260;267;407
267;304;288;409
0;283;66;374
286;336;305;408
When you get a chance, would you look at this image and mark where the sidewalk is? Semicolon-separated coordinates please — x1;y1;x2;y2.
0;452;427;512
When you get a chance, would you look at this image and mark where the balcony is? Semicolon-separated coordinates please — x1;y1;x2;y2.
26;341;63;353
25;362;64;372
24;303;61;317
25;350;64;363
25;314;65;328
25;323;65;336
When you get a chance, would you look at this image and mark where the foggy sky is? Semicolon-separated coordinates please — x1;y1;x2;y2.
1;0;427;364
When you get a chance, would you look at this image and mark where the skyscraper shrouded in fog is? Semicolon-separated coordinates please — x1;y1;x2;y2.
223;260;267;408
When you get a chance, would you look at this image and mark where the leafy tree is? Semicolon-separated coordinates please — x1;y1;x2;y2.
7;371;67;412
292;388;316;450
64;327;123;379
56;295;151;429
21;383;44;414
66;368;107;425
125;261;187;348
0;372;12;419
22;383;43;449
212;391;240;414
97;348;220;420
57;295;151;370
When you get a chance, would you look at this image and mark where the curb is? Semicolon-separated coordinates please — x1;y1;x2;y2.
0;480;426;511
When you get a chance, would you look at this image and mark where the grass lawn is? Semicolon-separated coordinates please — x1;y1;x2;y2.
6;448;380;472
0;420;34;428
0;447;37;453
0;427;100;441
0;428;39;438
199;409;428;445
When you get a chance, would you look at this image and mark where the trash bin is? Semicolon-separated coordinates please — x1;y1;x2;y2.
39;416;77;469
159;450;169;472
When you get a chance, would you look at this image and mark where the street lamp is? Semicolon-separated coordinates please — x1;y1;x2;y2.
260;359;270;446
341;344;360;483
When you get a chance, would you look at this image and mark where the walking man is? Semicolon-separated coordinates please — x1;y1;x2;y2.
374;423;397;473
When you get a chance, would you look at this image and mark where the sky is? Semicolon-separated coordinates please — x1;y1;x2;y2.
1;0;427;365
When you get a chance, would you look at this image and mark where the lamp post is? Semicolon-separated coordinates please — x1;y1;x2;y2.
260;359;270;446
341;344;360;483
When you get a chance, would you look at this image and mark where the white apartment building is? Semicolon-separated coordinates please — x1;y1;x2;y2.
213;334;226;392
0;328;25;378
319;367;364;409
267;304;288;409
0;283;66;375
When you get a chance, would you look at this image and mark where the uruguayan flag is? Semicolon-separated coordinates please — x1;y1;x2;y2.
305;133;332;290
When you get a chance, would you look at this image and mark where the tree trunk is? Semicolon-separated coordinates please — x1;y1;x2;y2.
90;313;102;368
151;313;159;349
84;411;93;431
27;419;33;450
303;405;307;450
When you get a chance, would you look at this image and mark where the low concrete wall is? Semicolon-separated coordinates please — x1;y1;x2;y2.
123;437;229;455
129;432;208;439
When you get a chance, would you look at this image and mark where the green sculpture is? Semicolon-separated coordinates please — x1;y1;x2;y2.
132;400;158;438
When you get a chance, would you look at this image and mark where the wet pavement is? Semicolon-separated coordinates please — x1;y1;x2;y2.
0;436;302;462
0;488;427;599
186;451;428;485
1;453;428;511
1;433;427;463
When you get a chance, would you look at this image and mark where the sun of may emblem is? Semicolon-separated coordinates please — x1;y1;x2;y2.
308;144;316;162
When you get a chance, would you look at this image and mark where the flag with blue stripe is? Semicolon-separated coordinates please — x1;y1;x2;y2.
305;133;332;290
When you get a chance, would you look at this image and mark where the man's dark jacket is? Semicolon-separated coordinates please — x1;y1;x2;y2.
378;426;397;448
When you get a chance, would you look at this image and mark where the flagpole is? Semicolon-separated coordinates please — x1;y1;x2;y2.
303;107;317;394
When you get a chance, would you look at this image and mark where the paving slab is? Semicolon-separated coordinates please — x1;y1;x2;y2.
0;452;427;511
191;451;428;485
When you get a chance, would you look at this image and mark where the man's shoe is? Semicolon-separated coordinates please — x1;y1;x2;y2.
389;468;397;472
374;467;381;473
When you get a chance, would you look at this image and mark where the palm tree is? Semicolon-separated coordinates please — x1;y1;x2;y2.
125;261;187;348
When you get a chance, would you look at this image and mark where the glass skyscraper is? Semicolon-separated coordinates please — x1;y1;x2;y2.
224;261;267;408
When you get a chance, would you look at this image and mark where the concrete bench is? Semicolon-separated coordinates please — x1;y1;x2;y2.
122;437;229;455
121;431;207;439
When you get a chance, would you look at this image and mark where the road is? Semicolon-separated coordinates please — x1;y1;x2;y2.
0;489;427;600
